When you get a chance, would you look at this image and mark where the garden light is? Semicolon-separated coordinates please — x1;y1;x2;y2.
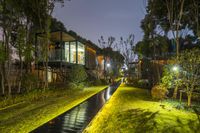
172;66;179;72
107;63;110;67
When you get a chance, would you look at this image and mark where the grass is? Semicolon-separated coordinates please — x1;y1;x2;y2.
0;85;107;133
84;84;200;133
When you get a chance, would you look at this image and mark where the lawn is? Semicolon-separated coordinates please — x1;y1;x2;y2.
0;85;107;133
84;84;199;133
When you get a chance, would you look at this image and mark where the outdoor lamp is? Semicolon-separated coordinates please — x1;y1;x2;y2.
172;66;179;72
107;63;110;67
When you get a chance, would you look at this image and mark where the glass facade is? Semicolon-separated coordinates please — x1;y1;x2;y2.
64;42;70;62
77;42;85;65
70;42;76;64
48;41;85;65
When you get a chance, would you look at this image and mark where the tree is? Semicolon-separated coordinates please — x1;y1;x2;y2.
178;48;200;106
161;64;182;99
119;34;135;70
98;36;115;78
146;0;200;58
0;0;18;95
161;48;200;106
135;40;151;58
50;17;67;32
0;42;6;95
0;0;66;95
165;0;185;58
15;26;26;93
192;0;200;37
139;0;198;85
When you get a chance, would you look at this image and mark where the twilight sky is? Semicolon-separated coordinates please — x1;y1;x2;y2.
53;0;147;46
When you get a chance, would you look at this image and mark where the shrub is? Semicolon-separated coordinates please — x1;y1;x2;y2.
22;73;38;92
138;79;150;88
126;77;137;84
66;82;85;90
67;65;88;84
77;82;85;90
151;84;168;100
126;78;151;89
92;79;103;86
67;82;78;89
85;70;107;86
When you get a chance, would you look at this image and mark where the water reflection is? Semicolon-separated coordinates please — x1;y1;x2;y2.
32;85;119;133
106;87;111;100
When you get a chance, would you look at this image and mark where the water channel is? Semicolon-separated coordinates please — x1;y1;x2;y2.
32;82;120;133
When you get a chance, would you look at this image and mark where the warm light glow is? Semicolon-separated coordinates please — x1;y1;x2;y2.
86;47;96;54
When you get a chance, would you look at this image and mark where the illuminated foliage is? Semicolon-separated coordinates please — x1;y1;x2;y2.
178;48;200;106
161;48;200;106
84;85;199;132
151;84;168;100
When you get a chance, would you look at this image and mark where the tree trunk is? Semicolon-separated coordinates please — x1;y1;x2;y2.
156;60;160;82
5;33;12;95
45;39;49;90
0;65;5;95
18;53;23;93
175;31;179;59
173;85;178;99
187;92;192;107
7;62;12;95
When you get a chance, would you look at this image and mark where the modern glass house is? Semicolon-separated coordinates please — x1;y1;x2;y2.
37;31;99;69
36;31;100;82
47;32;85;65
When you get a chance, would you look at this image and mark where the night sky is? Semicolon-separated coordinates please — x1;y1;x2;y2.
53;0;147;46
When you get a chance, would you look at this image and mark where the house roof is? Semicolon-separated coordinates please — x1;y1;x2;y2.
37;31;102;52
50;31;101;51
50;31;76;42
85;41;101;51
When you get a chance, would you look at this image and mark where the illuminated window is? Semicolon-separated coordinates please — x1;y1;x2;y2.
77;42;85;65
70;42;76;63
65;42;70;62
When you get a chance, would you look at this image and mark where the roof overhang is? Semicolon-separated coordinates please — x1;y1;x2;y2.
50;31;76;42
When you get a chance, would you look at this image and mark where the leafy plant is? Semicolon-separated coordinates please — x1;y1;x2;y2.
22;73;38;92
67;65;88;85
151;84;168;100
161;65;175;88
178;48;200;106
